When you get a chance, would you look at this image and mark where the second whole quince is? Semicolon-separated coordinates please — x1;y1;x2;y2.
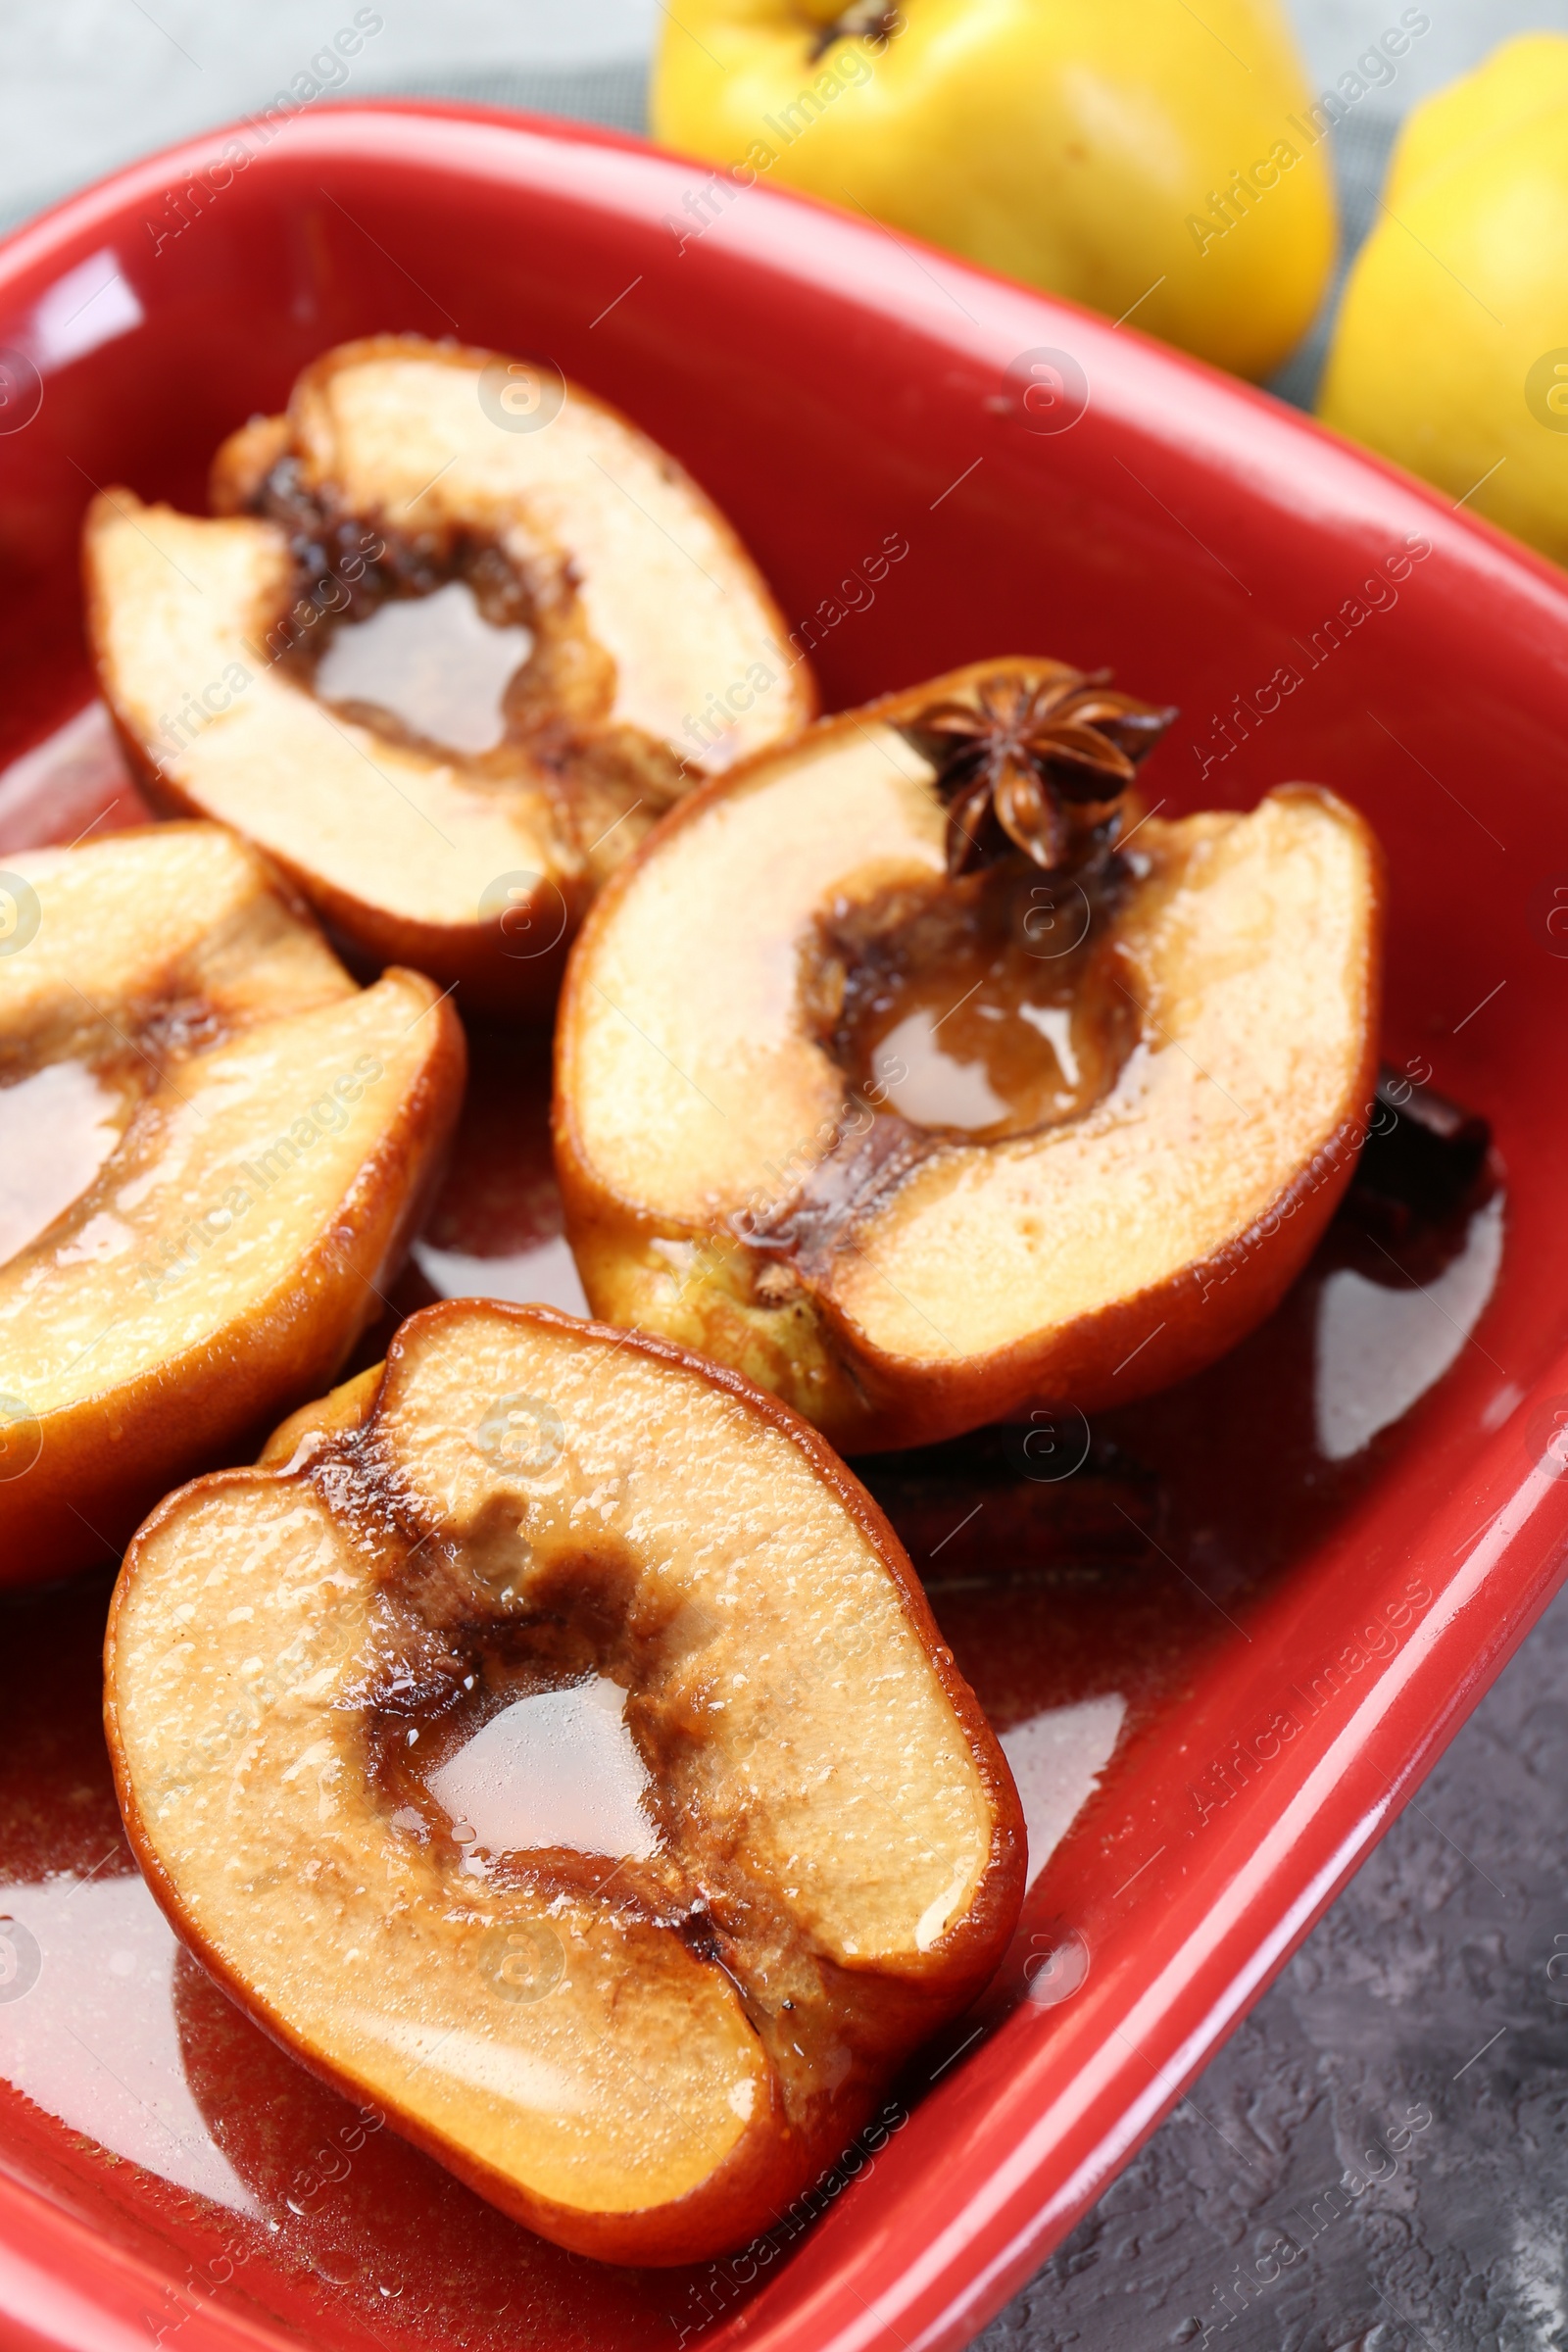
1318;34;1568;565
652;0;1336;381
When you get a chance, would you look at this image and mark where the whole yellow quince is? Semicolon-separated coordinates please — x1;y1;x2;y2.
1318;34;1568;565
650;0;1337;381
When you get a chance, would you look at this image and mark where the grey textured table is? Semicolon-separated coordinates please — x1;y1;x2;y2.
980;1592;1568;2352
7;7;1568;2347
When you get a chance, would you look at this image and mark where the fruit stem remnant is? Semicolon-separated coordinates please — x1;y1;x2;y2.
808;2;905;62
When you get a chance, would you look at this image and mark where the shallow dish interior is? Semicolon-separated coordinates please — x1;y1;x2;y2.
0;102;1566;2352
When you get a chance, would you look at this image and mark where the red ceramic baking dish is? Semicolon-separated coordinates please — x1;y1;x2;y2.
1;98;1566;2352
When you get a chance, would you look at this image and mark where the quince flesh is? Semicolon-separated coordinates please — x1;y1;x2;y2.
1318;34;1568;564
105;1299;1023;2265
0;823;463;1579
555;661;1382;1452
651;0;1335;381
85;337;811;1014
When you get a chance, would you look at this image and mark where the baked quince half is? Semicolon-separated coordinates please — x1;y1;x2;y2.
105;1299;1023;2265
84;336;812;1014
0;823;463;1579
556;659;1383;1451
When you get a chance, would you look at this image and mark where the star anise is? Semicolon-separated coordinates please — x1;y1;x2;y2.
900;667;1178;878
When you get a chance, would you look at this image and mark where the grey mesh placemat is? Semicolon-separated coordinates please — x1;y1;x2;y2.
0;58;651;240
1269;108;1400;407
372;56;649;136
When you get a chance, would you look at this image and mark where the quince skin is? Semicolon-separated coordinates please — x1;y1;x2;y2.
1318;34;1568;564
651;0;1335;380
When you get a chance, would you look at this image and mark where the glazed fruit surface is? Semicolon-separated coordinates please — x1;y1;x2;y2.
556;660;1382;1449
85;338;813;1015
0;822;463;1578
105;1299;1023;2265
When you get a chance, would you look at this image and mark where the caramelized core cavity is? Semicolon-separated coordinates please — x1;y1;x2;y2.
805;858;1139;1146
322;1444;688;1918
749;857;1144;1275
0;976;234;1271
314;580;532;758
247;460;685;845
252;458;594;754
307;1419;876;2085
372;1614;668;1899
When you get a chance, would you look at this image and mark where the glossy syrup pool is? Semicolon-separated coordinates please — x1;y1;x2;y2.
0;1058;131;1264
0;710;1512;2349
421;1677;662;1869
313;579;533;758
815;863;1135;1143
